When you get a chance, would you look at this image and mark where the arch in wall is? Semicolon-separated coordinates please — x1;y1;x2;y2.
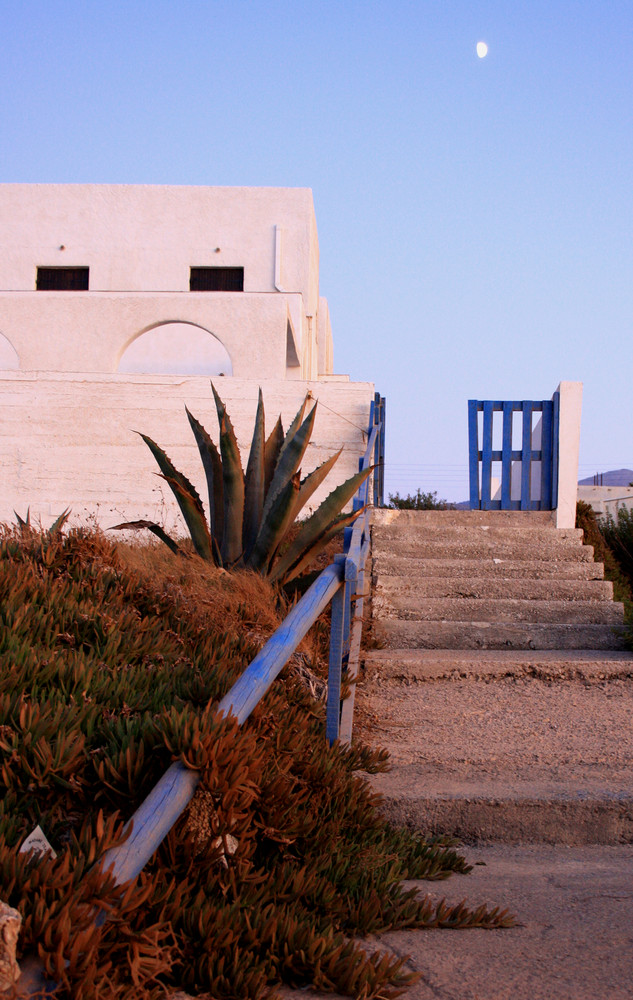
117;322;233;376
0;332;20;370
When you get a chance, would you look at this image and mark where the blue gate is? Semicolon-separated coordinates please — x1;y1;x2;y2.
468;395;560;511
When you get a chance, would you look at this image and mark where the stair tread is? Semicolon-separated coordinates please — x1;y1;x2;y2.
376;596;624;624
357;672;633;842
370;767;633;801
373;524;584;542
372;556;605;579
374;620;627;650
364;648;633;682
374;539;595;560
374;577;613;600
373;509;554;526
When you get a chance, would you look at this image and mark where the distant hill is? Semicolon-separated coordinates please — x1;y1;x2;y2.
578;469;633;487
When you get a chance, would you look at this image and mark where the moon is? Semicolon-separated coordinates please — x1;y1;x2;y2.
476;41;488;58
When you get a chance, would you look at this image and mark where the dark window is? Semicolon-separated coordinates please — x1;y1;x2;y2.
190;267;244;291
36;267;89;290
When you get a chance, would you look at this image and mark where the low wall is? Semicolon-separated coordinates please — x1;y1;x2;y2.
0;372;374;532
577;485;633;518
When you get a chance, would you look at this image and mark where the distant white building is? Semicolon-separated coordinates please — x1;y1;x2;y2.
0;184;373;528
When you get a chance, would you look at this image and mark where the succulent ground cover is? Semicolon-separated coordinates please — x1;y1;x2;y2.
0;527;512;1000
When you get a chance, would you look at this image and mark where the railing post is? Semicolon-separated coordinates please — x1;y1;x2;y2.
326;554;349;745
374;393;386;507
339;527;369;745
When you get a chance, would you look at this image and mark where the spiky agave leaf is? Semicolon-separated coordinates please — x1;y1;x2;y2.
246;474;301;573
49;509;71;536
269;466;373;583
275;395;308;471
138;433;213;560
211;384;245;564
260;395;307;516
261;403;317;527
109;519;184;556
243;389;266;560
159;475;214;560
263;415;284;499
290;448;343;522
271;508;362;585
185;407;224;547
14;508;31;530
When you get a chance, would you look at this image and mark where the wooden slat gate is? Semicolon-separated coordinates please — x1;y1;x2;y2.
468;394;560;510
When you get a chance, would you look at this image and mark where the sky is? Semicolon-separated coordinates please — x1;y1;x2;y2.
2;0;632;500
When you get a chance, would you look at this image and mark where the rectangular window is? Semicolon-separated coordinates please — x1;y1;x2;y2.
190;267;244;291
36;267;89;290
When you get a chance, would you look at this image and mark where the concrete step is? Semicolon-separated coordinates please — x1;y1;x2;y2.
358;675;633;844
374;619;627;650
373;508;554;527
374;576;614;601
373;537;594;562
372;556;605;580
370;768;633;845
373;523;584;544
375;844;633;1000
363;648;633;683
376;596;624;625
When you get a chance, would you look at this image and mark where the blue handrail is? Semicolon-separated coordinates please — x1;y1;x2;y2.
15;392;385;997
98;562;346;887
97;395;384;884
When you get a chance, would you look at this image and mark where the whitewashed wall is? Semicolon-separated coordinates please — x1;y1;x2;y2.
0;184;334;381
0;292;299;378
0;374;374;531
0;185;370;535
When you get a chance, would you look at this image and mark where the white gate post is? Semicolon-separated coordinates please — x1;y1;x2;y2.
554;381;583;529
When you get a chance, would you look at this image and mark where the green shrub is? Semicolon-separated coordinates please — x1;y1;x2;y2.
388;489;452;510
576;501;633;649
576;501;633;607
601;506;633;591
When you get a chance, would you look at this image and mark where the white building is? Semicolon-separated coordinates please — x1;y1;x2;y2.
0;184;374;529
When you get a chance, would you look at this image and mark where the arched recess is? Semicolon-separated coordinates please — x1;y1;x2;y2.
0;333;19;370
117;322;233;376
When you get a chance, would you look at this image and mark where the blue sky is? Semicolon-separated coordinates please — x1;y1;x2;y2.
2;0;632;499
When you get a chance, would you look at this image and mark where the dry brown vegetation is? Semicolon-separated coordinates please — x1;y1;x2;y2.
0;526;512;1000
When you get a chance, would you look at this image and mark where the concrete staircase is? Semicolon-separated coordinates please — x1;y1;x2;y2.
362;509;633;844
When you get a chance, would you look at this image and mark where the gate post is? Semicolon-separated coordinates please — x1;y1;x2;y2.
553;381;582;529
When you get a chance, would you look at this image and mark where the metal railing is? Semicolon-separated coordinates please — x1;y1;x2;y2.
15;393;385;997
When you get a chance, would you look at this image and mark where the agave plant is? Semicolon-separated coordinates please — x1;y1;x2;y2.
113;384;372;585
14;508;71;536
